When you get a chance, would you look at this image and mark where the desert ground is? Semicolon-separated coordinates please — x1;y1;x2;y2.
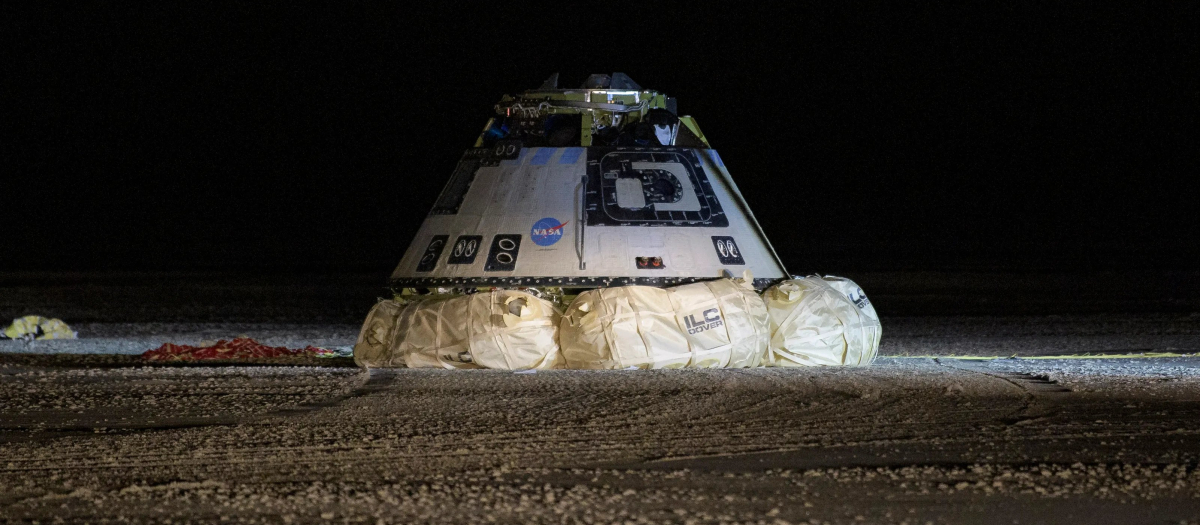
2;270;1198;524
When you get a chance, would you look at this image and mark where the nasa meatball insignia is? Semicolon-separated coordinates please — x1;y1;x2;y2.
531;217;568;246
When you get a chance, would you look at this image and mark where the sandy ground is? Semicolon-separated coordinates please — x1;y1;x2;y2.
2;271;1199;523
2;358;1200;524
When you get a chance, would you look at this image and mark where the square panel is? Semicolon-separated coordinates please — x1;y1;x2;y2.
711;236;745;265
416;235;449;272
447;235;484;265
585;147;727;227
484;234;522;272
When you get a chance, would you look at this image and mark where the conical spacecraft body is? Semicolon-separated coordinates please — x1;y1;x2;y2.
392;73;787;292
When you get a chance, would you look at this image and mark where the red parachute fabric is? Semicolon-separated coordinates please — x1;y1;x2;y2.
142;338;332;361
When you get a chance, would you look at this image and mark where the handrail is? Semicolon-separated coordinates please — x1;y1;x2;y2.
577;175;587;270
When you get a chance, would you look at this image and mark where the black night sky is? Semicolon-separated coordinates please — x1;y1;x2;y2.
6;5;1196;275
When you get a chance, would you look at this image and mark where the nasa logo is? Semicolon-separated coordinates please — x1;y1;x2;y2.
530;217;568;246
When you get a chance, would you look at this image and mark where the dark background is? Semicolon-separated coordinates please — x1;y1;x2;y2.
5;5;1196;276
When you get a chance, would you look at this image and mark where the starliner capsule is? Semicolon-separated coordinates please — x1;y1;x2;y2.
390;72;788;295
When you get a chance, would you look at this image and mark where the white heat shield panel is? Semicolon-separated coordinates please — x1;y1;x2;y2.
391;146;787;289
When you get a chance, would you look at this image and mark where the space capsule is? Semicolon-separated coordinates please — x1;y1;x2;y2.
391;73;787;294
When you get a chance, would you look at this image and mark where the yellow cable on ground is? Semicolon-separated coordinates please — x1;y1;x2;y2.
889;352;1194;361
